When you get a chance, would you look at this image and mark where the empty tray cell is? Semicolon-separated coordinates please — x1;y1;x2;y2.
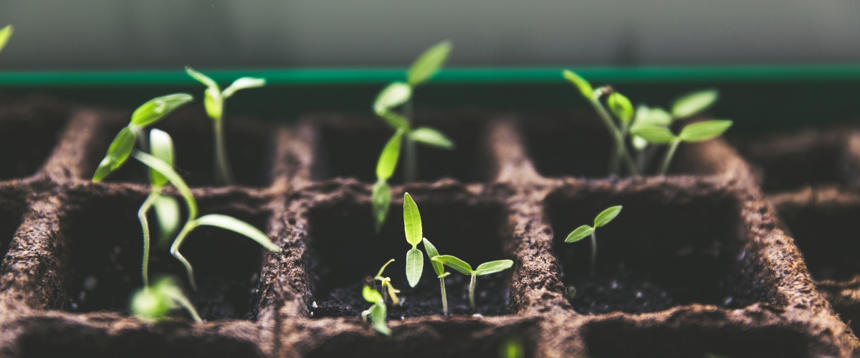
521;114;731;178
83;108;274;187
307;112;491;183
61;193;270;320
738;128;855;192
303;189;513;318
0;189;26;264
545;183;767;314
0;99;67;180
581;317;822;358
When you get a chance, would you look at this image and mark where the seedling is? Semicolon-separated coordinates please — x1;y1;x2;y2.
372;130;404;232
373;259;401;306
0;25;13;53
186;66;266;185
431;255;513;310
631;119;732;175
422;237;451;315
131;276;202;323
402;192;425;287
564;205;622;275
360;285;390;336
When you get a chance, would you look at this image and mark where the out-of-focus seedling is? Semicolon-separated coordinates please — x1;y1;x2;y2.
631;119;732;175
372;130;404;232
565;205;622;275
422;237;450;315
499;337;525;358
361;285;390;336
0;25;13;53
131;276;202;323
373;259;401;306
402;192;425;287
431;255;513;310
186;66;266;185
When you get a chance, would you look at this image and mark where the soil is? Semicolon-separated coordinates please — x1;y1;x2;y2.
0;96;857;357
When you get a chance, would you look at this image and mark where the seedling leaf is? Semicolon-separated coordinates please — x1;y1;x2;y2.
369;301;390;335
376;259;396;278
362;285;384;303
153;195;180;243
634;105;672;127
475;260;514;276
373;82;412;116
148;129;174;187
409;127;454;149
372;180;391;232
679;120;732;142
432;255;472;275
631;125;676;144
407;40;453;86
422;237;445;276
93;126;136;182
130;93;194;127
203;87;223;120
565;225;594;243
672;89;719;119
0;25;13;53
185;66;219;90
376;131;403;180
607;92;634;123
194;214;281;252
131;277;201;322
594;205;623;227
403;193;422;247
406;247;424;287
562;69;593;98
133;152;197;219
223;77;266;98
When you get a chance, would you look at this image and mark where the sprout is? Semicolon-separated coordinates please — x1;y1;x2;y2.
631;120;733;175
360;285;390;336
402;192;425;287
431;255;513;311
373;259;401;306
137;129;180;286
565;205;623;275
0;25;13;53
131;276;201;323
372;130;404;232
422;237;451;315
186;66;266;185
499;337;525;358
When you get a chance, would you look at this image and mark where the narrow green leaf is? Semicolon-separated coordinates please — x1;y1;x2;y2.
223;77;266;98
431;255;472;275
362;285;384;303
203;87;223;120
157;277;203;322
406;247;424;287
153;195;181;244
379;111;410;131
185;66;219;91
376;131;403;180
409;127;454;149
193;214;280;252
565;225;594;243
133;151;197;219
630;125;676;144
0;25;13;53
373;82;412;116
407;40;453;86
633;105;672;127
671;89;719;119
130;93;194;127
376;258;395;278
422;238;445;276
148;129;174;187
369;302;390;335
474;259;514;276
372;180;391;233
679;120;733;142
92;126;137;182
562;69;593;99
607;92;634;123
402;193;422;247
594;205;623;228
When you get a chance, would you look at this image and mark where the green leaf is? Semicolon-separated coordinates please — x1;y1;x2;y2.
362;285;383;303
422;238;445;277
156;277;202;322
671;89;719;119
130;93;194;127
406;247;424;287
372;180;391;233
678;120;733;142
407;40;453;86
131;285;172;321
92;126;137;182
185;66;219;91
474;259;514;276
594;205;623;228
203;87;223;120
373;82;412;116
402;193;422;247
0;25;13;53
153;195;180;244
565;225;594;243
148;129;174;187
630;125;676;144
431;255;472;275
633;105;672;127
378;111;410;131
409;127;454;149
562;69;593;99
133;151;197;219
193;214;281;252
607;92;633;123
632;135;648;151
223;77;266;98
376;258;395;278
369;302;390;335
376;131;403;180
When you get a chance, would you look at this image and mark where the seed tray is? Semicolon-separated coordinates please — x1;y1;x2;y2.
0;96;856;357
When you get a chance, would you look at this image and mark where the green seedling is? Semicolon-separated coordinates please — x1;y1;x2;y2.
631;119;732;175
422;237;450;315
131;276;202;323
186;66;266;185
402;192;425;287
373;259;401;306
361;285;390;336
499;337;525;358
431;255;513;310
565;205;622;275
372;130;404;232
0;25;13;53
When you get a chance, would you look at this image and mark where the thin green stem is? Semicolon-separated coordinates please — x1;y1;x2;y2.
660;139;682;176
170;221;198;290
404;100;417;182
589;232;597;276
589;97;638;176
213;116;234;185
469;273;477;311
138;192;159;287
164;288;203;323
439;277;448;316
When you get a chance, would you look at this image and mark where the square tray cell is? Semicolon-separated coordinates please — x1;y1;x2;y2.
82;108;275;188
545;183;769;314
306;112;492;183
60;193;270;320
521;114;732;178
0;100;67;180
302;189;513;318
